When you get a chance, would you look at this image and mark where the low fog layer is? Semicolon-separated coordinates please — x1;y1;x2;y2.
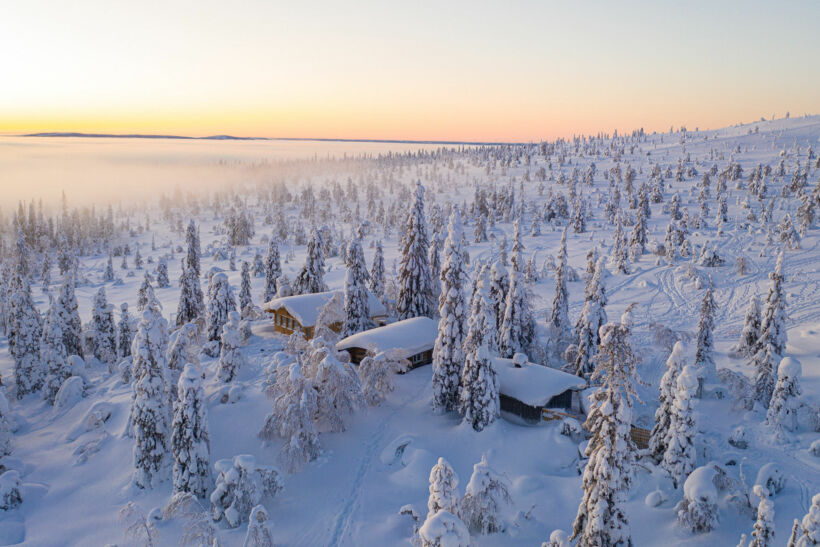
0;136;441;208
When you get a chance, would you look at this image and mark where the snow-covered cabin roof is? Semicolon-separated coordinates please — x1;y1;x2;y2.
493;357;587;407
262;290;386;327
336;317;438;359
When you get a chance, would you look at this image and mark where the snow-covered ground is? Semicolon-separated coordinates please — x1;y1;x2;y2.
1;115;819;546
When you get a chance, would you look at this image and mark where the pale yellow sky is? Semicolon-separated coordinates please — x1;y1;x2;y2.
1;1;818;141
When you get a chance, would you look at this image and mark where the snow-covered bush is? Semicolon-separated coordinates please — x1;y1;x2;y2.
749;485;775;547
243;505;275;547
544;529;570;547
358;350;406;406
210;455;282;529
0;470;22;510
790;493;820;546
418;510;471;547
676;465;720;533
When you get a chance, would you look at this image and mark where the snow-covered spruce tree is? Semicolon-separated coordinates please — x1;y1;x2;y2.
572;257;607;378
489;259;509;335
8;273;43;397
369;240;386;298
176;256;204;327
629;204;648;261
91;287;118;368
460;454;511;535
156;257;170;289
167;322;199;402
239;261;253;318
467;268;498;356
790;492;820;546
342;236;373;337
131;309;171;489
498;265;533;358
765;357;802;437
694;282;717;384
571;306;639;547
735;295;761;357
459;339;499;432
314;351;363;432
609;211;630;274
649;341;687;462
661;365;699;488
754;251;788;406
397;180;434;320
118;303;134;359
749;485;775;547
134;246;143;270
172;364;211;498
218;311;245;383
427;457;460;519
262;237;281;303
137;272;155;312
206;272;236;344
252;252;265;278
185;219;202;278
549;228;573;357
419;510;471;547
41;298;69;404
258;362;320;473
429;233;442;309
432;209;468;413
210;455;282;529
104;253;115;282
0;390;12;457
243;505;275;547
0;470;23;511
293;229;327;295
57;272;83;358
359;350;406;406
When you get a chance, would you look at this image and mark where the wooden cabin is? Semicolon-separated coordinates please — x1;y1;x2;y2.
335;317;438;370
493;353;588;425
262;290;387;340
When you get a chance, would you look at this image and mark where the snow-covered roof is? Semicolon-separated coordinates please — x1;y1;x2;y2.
336;317;438;359
493;357;587;407
262;290;386;327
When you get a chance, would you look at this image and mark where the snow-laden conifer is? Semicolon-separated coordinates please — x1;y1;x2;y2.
342;236;372;337
9;273;43;397
218;311;245;382
314;351;363;432
694;282;717;383
749;485;775;547
118;303;134;358
488;260;509;335
397;181;434;319
432;210;468;412
359;350;405;406
572;257;607;377
735;295;761;357
649;341;686;462
662;365;699;488
369;240;386;298
57;272;83;357
206;272;236;344
243;505;275;547
427;457;459;519
262;237;281;302
460;454;511;534
167;323;199;402
156;257;170;289
91;287;118;368
765;357;802;437
176;256;204;327
239;261;253;317
790;493;820;546
754;251;787;406
571;306;639;547
498;265;533;358
293;229;327;295
172;364;210;498
549;228;572;355
41;299;69;404
210;455;282;529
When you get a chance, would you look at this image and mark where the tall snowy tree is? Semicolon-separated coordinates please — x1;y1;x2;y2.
694;282;717;384
172;364;211;498
661;365;699;488
8;273;42;398
185;220;202;278
789;493;820;546
610;212;630;274
571;306;639;547
498;265;533;358
459;340;499;432
736;295;761;357
649;341;686;462
262;237;282;303
118;303;134;359
239;261;253;317
549;228;572;357
137;272;155;312
313;351;363;433
427;457;460;519
293;229;327;295
206;272;236;345
176;256;204;327
749;486;775;547
429;233;442;310
488;260;509;335
397;181;434;319
56;272;83;357
166;322;199;403
41;298;70;404
156;257;170;289
342;236;372;337
765;357;802;438
369;240;386;298
218;311;245;383
0;390;12;457
131;309;171;489
754;251;788;406
91;287;118;368
432;210;468;413
573;257;607;377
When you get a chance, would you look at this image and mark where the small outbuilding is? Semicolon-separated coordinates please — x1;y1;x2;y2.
263;290;387;340
335;317;438;369
494;353;587;424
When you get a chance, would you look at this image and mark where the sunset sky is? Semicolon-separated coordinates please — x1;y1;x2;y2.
2;0;819;142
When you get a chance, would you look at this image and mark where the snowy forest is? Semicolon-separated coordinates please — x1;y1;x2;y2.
0;115;819;546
